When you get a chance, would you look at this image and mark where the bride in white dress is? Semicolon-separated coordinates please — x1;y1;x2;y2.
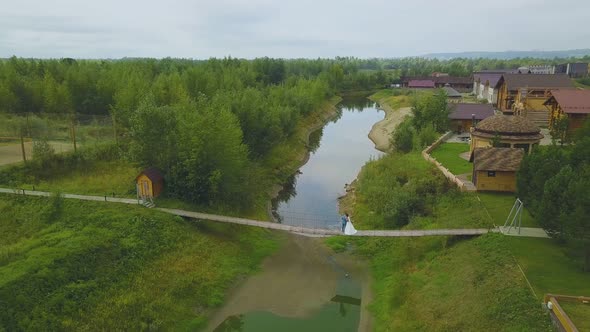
344;216;357;235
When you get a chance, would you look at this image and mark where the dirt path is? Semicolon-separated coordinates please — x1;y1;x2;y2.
368;105;411;152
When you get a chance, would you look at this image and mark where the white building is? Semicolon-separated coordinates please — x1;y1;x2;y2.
472;71;506;105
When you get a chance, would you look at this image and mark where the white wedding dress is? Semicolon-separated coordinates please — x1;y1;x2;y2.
344;219;357;235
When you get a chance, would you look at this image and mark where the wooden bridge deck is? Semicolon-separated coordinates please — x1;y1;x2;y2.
1;188;497;237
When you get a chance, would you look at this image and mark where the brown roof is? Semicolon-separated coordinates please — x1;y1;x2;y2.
448;103;495;120
496;73;574;90
403;76;471;85
137;167;164;183
475;115;540;134
545;89;590;114
473;148;524;172
473;73;503;88
408;80;435;88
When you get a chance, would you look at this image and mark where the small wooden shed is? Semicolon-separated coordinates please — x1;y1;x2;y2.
136;167;164;198
472;147;523;192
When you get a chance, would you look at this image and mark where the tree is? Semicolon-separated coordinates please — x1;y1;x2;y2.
550;113;569;145
392;118;414;153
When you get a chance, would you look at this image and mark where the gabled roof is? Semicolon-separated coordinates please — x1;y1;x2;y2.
136;167;164;183
408;80;435;88
443;86;462;98
473;73;503;88
473;148;524;172
495;74;574;90
545;89;590;114
448;103;495;120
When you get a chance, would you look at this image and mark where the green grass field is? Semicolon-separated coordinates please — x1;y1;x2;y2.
0;194;278;330
477;192;538;227
430;142;472;175
560;302;590;331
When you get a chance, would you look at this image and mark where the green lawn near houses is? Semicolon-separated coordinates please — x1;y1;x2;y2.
430;142;471;175
477;192;538;228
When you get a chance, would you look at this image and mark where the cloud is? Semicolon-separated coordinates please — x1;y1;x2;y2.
0;0;589;58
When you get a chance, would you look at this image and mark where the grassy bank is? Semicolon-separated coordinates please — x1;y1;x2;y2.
368;89;412;111
332;151;551;330
0;194;278;330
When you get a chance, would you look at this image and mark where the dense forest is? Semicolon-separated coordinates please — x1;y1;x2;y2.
0;57;391;209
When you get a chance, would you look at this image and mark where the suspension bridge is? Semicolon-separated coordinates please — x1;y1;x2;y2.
1;188;499;237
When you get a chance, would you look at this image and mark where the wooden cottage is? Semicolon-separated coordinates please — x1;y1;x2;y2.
495;74;574;126
470;115;543;155
136;167;164;198
408;79;435;89
448;103;495;133
472;147;524;192
544;89;590;134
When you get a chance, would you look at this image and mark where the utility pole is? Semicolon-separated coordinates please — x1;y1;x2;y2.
20;130;27;164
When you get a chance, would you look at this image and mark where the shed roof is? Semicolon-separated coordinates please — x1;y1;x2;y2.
448;103;495;120
496;73;574;90
545;89;590;114
136;167;164;183
443;86;462;97
408;80;435;88
473;147;524;172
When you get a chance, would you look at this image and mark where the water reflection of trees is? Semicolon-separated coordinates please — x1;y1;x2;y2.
271;173;298;222
338;98;376;112
308;127;323;154
213;314;244;332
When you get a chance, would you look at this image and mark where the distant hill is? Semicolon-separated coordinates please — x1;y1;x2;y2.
423;49;590;60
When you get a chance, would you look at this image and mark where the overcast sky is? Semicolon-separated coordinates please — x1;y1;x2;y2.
1;0;589;59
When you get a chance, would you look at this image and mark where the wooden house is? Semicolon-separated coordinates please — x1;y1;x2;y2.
402;76;472;92
136;167;164;198
469;115;543;155
544;89;590;134
408;79;435;89
448;103;495;133
472;147;524;192
495;74;574;126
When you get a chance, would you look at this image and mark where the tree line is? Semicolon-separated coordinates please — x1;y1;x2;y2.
517;122;590;270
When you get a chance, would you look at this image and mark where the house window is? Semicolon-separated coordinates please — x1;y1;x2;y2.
487;171;496;177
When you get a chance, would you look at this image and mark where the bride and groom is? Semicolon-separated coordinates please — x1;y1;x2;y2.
340;213;357;235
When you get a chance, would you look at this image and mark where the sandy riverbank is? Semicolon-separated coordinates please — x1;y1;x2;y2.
367;101;411;152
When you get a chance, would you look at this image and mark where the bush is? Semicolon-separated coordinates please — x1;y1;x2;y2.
392;117;414;153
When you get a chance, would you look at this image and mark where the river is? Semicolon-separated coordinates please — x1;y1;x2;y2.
206;98;384;332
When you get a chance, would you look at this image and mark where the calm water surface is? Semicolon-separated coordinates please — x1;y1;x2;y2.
210;99;381;332
273;99;383;229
